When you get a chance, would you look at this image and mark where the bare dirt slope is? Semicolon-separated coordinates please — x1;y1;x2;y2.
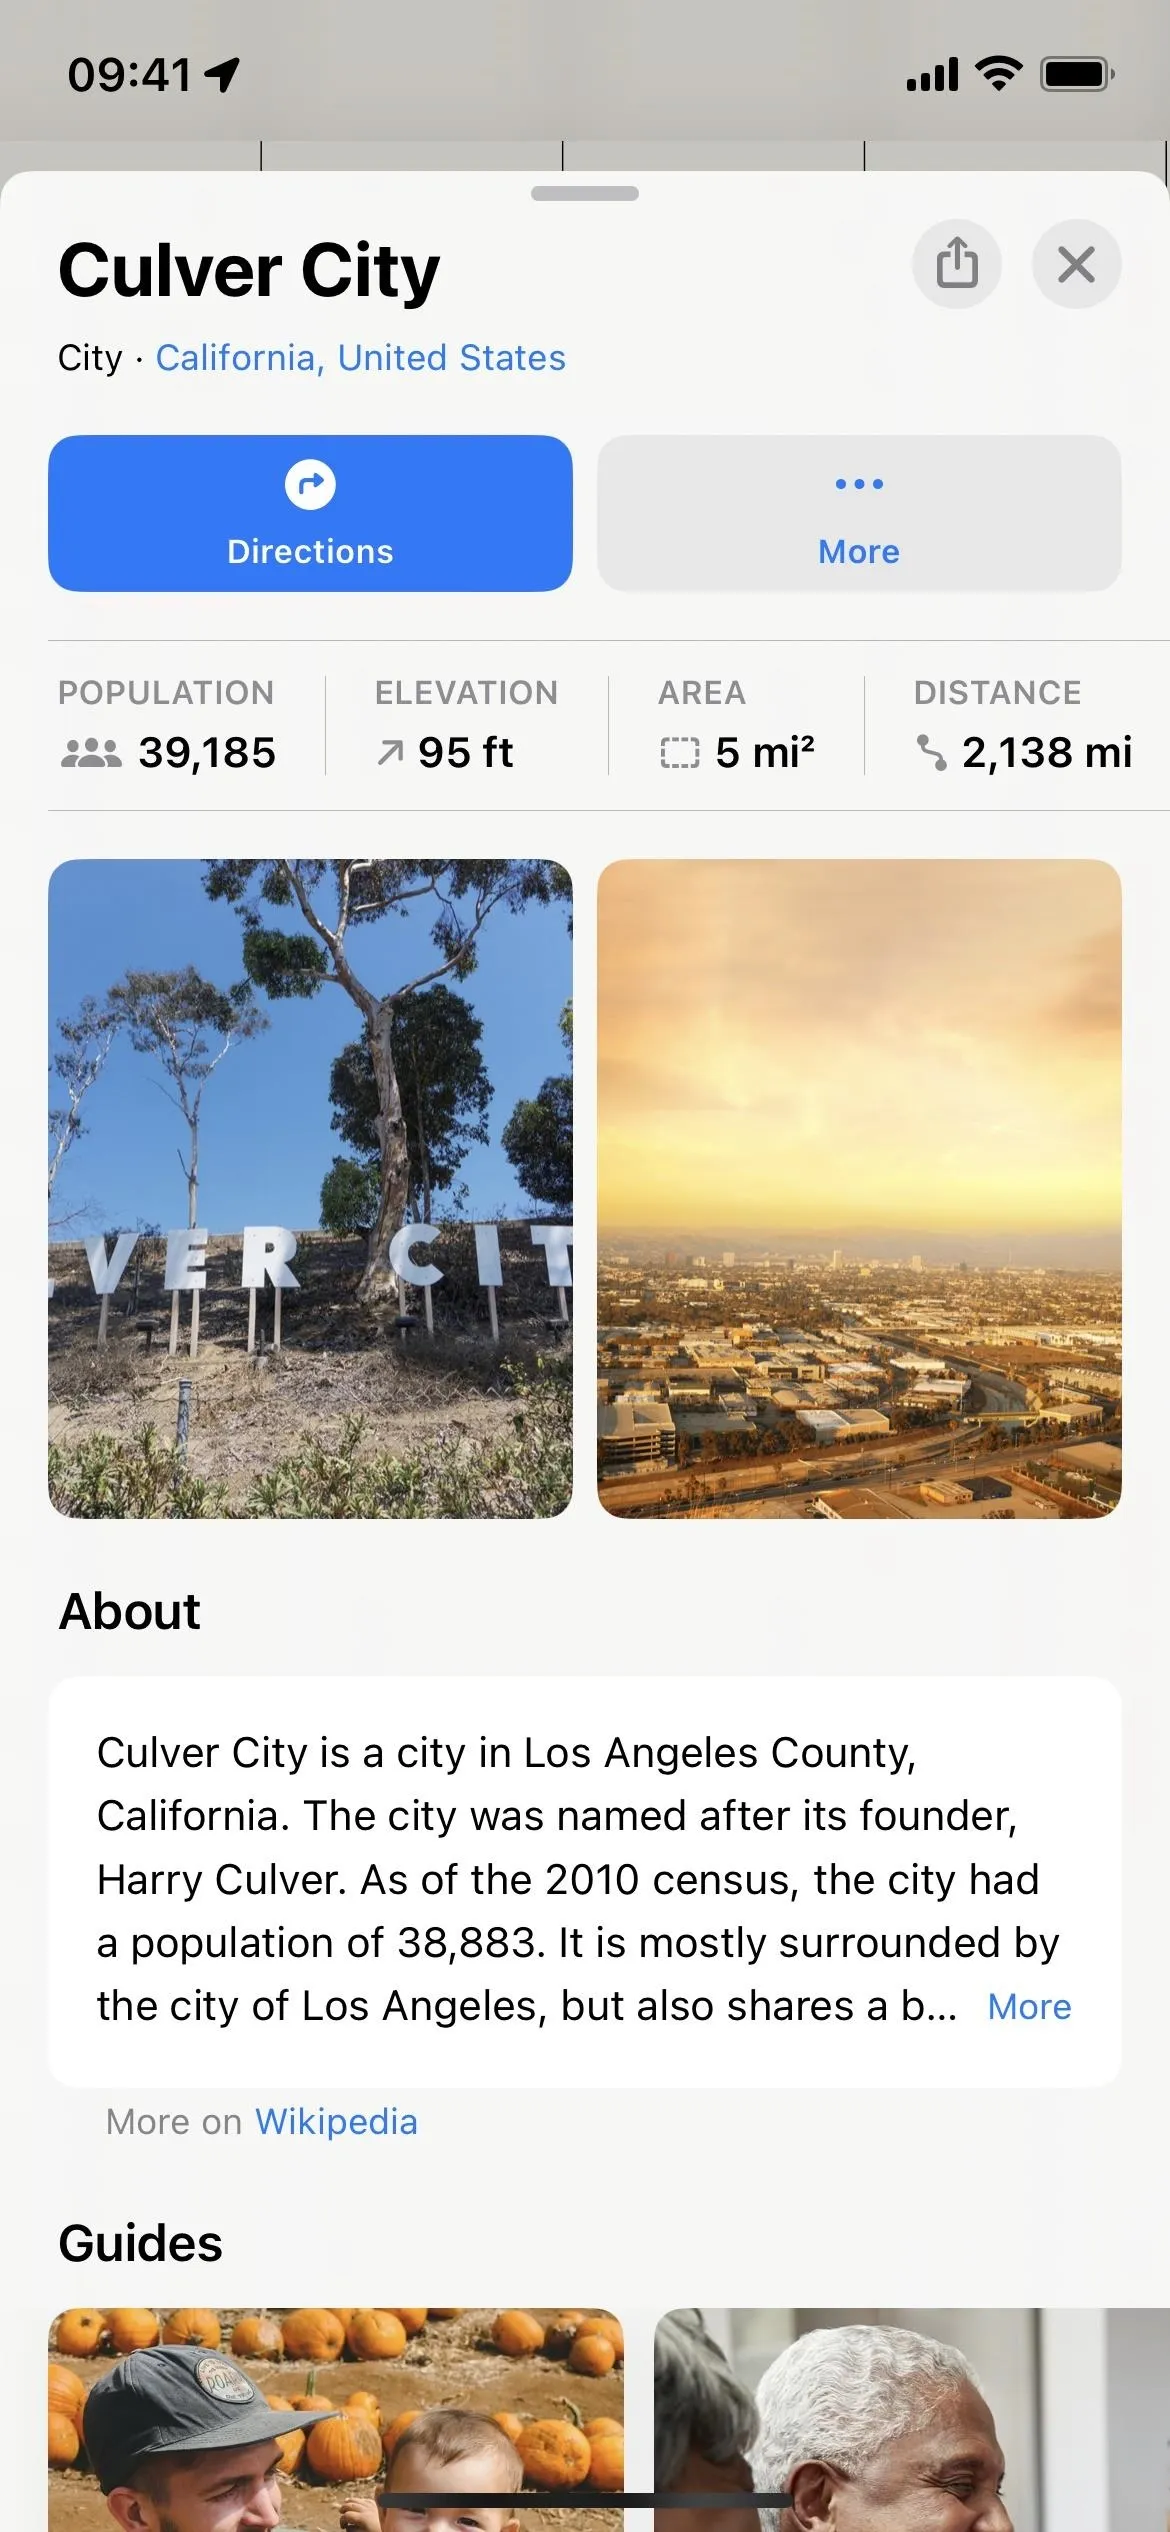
49;1229;571;1506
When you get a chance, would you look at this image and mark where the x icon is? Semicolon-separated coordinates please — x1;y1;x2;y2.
1058;243;1096;284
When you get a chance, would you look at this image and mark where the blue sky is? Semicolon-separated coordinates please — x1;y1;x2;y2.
48;860;572;1231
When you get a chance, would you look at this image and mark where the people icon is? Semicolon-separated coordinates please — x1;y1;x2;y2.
61;736;121;767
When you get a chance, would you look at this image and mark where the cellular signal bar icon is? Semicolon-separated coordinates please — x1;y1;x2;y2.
907;56;959;90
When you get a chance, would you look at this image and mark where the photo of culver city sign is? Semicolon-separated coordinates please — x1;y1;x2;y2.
48;856;573;1519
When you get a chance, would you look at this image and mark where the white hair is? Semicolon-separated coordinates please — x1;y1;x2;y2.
656;2310;760;2492
751;2326;982;2525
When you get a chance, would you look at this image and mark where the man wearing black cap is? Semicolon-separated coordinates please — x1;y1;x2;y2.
83;2341;341;2532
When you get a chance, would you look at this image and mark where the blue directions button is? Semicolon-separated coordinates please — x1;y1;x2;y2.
48;434;573;591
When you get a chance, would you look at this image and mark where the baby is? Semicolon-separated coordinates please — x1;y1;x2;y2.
341;2407;524;2532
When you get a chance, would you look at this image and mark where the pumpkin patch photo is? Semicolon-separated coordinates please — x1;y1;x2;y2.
48;2306;624;2530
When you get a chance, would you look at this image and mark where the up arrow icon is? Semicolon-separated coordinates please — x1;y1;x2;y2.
936;236;980;289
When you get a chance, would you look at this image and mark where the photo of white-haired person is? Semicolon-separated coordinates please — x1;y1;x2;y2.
655;2311;760;2532
751;2326;1011;2532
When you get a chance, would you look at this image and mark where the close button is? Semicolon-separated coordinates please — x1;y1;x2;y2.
1033;222;1122;307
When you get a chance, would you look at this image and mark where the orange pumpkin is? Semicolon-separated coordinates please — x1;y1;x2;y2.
329;2310;355;2332
230;2315;284;2361
543;2311;587;2357
345;2391;383;2425
491;2413;524;2446
492;2309;546;2358
283;2308;347;2365
346;2309;408;2362
48;2364;86;2424
163;2309;222;2349
388;2308;428;2337
55;2310;106;2358
381;2409;423;2462
515;2421;592;2489
306;2414;383;2484
108;2310;160;2354
569;2332;615;2379
291;2371;333;2416
585;2418;622;2444
584;2316;624;2361
266;2404;306;2478
49;2412;81;2470
587;2433;625;2494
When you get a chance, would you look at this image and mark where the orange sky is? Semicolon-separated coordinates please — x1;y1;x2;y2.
598;860;1120;1237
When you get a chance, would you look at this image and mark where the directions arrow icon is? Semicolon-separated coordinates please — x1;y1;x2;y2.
379;740;405;765
299;472;325;495
204;57;240;91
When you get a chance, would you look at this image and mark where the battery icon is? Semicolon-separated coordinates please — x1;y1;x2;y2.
1040;55;1114;90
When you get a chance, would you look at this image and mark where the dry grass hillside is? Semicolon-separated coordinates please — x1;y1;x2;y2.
48;1226;572;1518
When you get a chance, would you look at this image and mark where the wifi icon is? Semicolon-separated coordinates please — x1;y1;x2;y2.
975;51;1024;87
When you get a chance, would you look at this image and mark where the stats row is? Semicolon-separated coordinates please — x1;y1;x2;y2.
46;644;1156;807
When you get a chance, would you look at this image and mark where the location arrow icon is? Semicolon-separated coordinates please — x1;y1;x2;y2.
204;57;240;91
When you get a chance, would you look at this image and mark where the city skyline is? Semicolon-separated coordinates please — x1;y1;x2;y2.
598;860;1120;1264
601;1230;1120;1270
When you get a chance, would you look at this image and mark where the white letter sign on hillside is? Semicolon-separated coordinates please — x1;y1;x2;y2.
388;1222;442;1334
475;1224;503;1340
530;1223;574;1284
388;1225;443;1286
164;1228;209;1360
241;1225;301;1354
52;1220;574;1355
241;1226;301;1289
84;1232;138;1297
530;1222;574;1319
164;1230;208;1291
83;1231;139;1345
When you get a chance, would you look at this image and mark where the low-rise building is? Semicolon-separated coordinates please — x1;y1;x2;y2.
673;1402;759;1438
796;1408;849;1443
597;1394;678;1471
